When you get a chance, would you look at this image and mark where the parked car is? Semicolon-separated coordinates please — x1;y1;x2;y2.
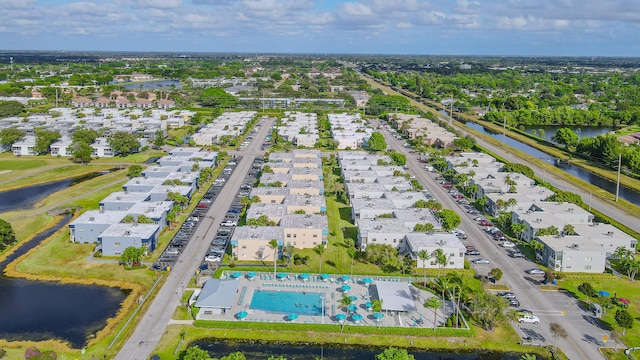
471;258;491;264
498;292;517;300
452;194;464;199
467;209;480;215
517;309;533;316
221;220;237;227
479;220;493;227
466;249;480;256
500;241;516;248
465;245;476;251
526;268;546;275
509;299;521;307
205;254;222;262
518;315;540;324
510;250;526;258
457;199;470;205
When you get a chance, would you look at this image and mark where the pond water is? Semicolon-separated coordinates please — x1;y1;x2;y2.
462;121;640;204
0;214;129;348
189;340;528;360
120;80;181;90
521;125;614;143
0;172;106;213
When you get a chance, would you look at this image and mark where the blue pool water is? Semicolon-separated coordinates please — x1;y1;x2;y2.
250;290;323;316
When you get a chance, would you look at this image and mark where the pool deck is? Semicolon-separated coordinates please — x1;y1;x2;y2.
193;271;455;329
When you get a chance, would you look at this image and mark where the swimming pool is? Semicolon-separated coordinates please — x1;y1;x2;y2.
250;290;323;316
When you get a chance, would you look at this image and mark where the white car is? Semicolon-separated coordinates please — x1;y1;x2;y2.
220;220;237;227
518;315;540;324
526;268;546;275
471;258;491;265
227;161;237;166
500;241;516;248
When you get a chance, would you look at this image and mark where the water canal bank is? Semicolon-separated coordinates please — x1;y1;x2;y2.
0;214;130;349
189;339;529;360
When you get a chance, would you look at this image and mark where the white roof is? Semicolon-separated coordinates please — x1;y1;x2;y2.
372;281;417;312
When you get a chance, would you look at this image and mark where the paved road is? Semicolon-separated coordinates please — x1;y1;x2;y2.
359;72;640;235
115;116;275;360
374;120;614;360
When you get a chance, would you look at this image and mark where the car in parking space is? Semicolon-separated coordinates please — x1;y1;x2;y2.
493;234;507;241
465;245;476;251
465;249;480;256
228;207;242;213
510;250;526;258
227;161;237;166
475;216;488;222
467;209;480;215
457;199;470;205
526;268;546;275
471;258;491;264
165;247;180;256
517;309;533;316
451;228;467;239
509;299;521;307
443;183;453;189
479;220;493;227
452;194;464;199
500;241;516;248
205;254;222;262
498;292;517;300
518;315;540;324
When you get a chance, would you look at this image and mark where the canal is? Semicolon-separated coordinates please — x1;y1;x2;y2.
0;214;128;348
0;171;107;213
189;340;528;360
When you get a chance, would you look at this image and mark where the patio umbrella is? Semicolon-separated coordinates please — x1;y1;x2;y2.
299;273;309;280
598;290;610;297
362;278;372;284
336;313;347;322
341;275;351;282
352;313;363;322
247;272;256;278
232;271;242;278
373;312;385;320
349;295;358;302
236;311;248;320
348;304;358;312
287;313;299;321
341;285;351;292
365;301;372;309
618;298;631;304
277;273;287;279
320;273;330;280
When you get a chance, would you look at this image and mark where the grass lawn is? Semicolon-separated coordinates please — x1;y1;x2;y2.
558;278;640;347
0;158;47;170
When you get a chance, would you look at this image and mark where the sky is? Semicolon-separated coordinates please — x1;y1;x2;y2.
0;0;639;56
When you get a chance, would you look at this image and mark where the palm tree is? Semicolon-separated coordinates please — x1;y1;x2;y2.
418;250;429;284
529;239;544;254
315;243;325;273
432;249;447;277
347;248;357;276
562;224;576;236
268;239;279;277
511;222;526;241
425;296;442;331
424;223;435;234
614;246;632;260
549;323;568;349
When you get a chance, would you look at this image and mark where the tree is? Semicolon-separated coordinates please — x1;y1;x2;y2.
488;268;503;282
109;131;140;156
620;258;640;281
577;282;598;298
510;222;526;241
432;248;448;277
70;141;93;164
137;214;153;224
562;224;576;236
0;218;17;251
0;127;26;148
552;127;579;149
614;246;632;260
549;323;568;349
376;347;414;360
166;210;176;230
529;239;544;253
119;246;146;267
425;296;442;331
71;128;99;145
368;132;386;151
437;209;461;231
0;100;24;117
180;345;211;360
198;87;239;108
615;309;634;335
315;243;325;273
347;246;357;276
221;352;246;360
34;129;61;155
122;215;135;223
268;239;279;276
418;250;429;283
471;292;509;330
153;129;165;146
389;151;406;166
127;164;143;178
371;298;383;313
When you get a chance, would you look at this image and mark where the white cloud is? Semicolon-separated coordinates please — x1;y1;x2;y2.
137;0;182;9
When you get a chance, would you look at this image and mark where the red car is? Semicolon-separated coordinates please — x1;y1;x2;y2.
443;183;452;189
452;194;464;199
480;220;493;226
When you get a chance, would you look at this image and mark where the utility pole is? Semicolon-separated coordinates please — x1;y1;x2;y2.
616;153;622;202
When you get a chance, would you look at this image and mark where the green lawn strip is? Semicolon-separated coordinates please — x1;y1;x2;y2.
0;164;116;190
558;279;640;347
0;158;48;170
601;348;632;360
